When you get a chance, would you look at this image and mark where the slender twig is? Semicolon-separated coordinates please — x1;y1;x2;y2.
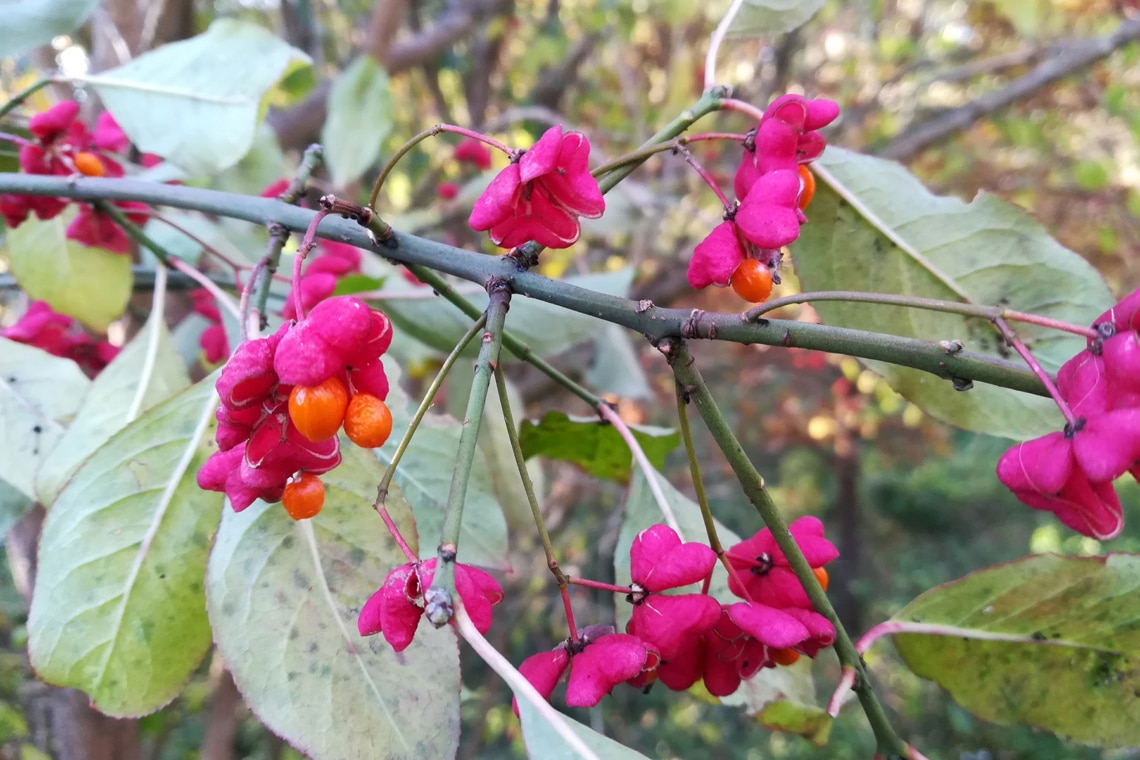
376;314;488;501
401;262;605;407
0;173;1051;398
167;258;241;322
589;132;747;180
452;602;600;760
744;289;1099;340
0;77;57;122
704;0;747;91
250;143;325;332
566;578;630;594
597;87;729;194
674;144;732;208
994;316;1074;424
367;123;511;211
881;16;1140;161
143;210;247;279
425;282;511;621
596;402;680;534
663;338;910;758
674;381;753;601
718;97;767;124
492;366;565;582
93;200;173;267
289;209;331;319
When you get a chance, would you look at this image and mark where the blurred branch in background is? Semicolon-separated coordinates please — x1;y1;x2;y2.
882;14;1140;161
270;0;514;150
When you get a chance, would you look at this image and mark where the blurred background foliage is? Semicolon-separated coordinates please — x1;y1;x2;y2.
2;0;1140;758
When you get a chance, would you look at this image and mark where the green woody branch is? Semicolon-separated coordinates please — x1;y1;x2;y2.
0;173;1045;398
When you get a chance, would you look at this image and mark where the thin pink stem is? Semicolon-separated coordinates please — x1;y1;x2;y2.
0;131;29;146
597;403;682;533
1002;309;1098;340
675;144;732;209
434;124;512;156
239;255;270;341
376;503;418;563
827;666;857;717
142;210;248;279
719;98;767;123
291;209;330;320
567;578;631;594
559;585;580;644
167;258;241;322
855;619;1083;655
907;745;933;760
994;316;1075;424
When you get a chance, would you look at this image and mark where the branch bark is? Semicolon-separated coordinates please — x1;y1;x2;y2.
0;173;1050;400
880;15;1140;161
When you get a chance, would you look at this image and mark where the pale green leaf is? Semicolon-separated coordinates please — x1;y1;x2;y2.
517;699;651;759
797;147;1114;439
207;444;461;760
381;269;635;358
36;306;190;506
0;0;99;58
35;303;188;505
585;325;652;400
892;553;1140;748
0;338;90;500
321;55;393;187
720;657;832;746
729;0;825;37
85;19;310;176
4;212;131;331
27;378;222;716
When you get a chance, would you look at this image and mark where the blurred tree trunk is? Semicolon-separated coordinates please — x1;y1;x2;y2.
8;507;141;760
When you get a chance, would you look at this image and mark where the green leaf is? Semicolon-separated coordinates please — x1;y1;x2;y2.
891;553;1140;748
378;408;510;569
0;338;90;500
0;0;100;58
321;55;394;187
520;411;679;484
517;699;652;759
381;269;635;358
797;147;1114;439
27;377;222;716
729;0;825;37
614;467;741;630
85;19;310;176
35;306;190;506
332;274;386;296
720;658;832;746
207;444;462;760
4;212;131;331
